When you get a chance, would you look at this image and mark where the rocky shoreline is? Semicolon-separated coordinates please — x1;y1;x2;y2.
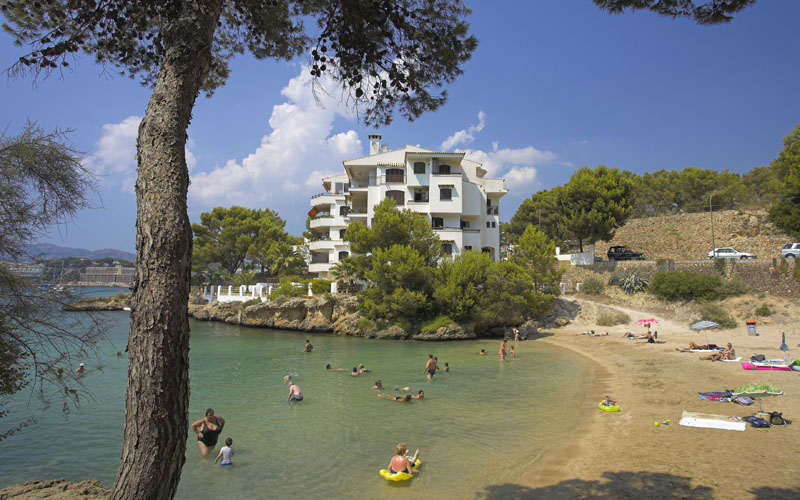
67;293;579;340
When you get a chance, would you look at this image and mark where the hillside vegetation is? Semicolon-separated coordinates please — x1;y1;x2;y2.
597;209;791;261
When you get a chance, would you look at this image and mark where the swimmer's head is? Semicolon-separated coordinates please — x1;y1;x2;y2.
206;408;215;417
480;349;485;353
418;390;424;394
396;443;408;455
326;364;332;369
352;367;357;372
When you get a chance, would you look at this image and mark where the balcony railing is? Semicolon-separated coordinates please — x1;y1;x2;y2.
385;172;406;183
487;206;499;215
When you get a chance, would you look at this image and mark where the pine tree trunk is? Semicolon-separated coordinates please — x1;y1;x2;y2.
111;2;223;499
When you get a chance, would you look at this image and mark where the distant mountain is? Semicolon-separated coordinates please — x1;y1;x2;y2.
26;243;136;262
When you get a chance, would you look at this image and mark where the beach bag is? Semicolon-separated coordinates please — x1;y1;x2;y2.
751;354;766;362
733;396;754;405
769;412;786;426
746;417;770;428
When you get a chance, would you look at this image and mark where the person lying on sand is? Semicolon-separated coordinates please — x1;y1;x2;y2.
700;343;735;361
624;332;650;340
676;342;720;352
576;330;596;336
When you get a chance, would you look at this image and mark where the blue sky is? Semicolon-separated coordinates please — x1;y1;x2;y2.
2;1;799;253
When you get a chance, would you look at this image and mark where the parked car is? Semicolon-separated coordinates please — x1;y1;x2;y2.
607;245;645;261
708;247;757;259
780;243;800;260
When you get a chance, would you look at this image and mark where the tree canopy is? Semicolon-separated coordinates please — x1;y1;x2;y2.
593;0;757;25
0;122;102;441
768;122;800;238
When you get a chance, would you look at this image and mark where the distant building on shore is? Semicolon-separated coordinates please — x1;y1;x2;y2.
79;265;135;285
307;134;507;279
2;261;46;278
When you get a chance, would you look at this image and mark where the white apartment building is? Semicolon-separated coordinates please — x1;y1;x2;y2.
307;134;507;279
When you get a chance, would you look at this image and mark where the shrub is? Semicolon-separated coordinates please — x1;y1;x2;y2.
420;315;454;333
610;272;649;294
272;279;306;299
581;276;604;295
356;317;373;331
241;298;261;308
597;310;630;327
795;260;800;280
755;303;772;317
713;257;726;274
696;302;737;329
310;279;331;294
375;319;389;330
779;257;788;274
650;271;722;301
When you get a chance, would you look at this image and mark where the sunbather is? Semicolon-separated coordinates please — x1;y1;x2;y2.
676;341;720;352
700;343;735;361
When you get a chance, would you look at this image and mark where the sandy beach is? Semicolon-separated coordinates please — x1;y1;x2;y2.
506;295;800;500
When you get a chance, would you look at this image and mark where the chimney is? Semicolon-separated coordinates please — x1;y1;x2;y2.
369;134;382;155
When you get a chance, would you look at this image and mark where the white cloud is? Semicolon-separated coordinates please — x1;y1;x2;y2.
440;111;486;150
86;115;198;193
461;142;556;190
189;67;362;218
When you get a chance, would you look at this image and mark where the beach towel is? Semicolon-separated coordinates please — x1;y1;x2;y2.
698;391;732;402
676;348;723;353
721;357;742;362
679;411;746;431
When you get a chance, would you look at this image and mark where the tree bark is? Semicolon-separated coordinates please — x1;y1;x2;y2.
111;2;223;499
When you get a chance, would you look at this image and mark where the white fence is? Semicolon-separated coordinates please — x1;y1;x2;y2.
203;282;314;303
555;244;596;266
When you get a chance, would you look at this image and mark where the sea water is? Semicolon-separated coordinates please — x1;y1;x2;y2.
0;308;588;499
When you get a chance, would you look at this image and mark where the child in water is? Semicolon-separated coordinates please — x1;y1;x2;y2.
214;437;234;466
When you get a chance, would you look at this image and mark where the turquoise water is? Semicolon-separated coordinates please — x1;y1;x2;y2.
0;310;589;499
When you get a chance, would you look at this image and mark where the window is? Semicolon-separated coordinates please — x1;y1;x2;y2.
432;217;444;229
339;206;348;216
491;221;496;228
338;251;349;260
414;190;429;202
442;243;453;255
413;161;425;174
464;245;472;251
440;187;452;200
386;168;404;183
438;164;451;174
386;190;404;206
486;221;491;228
339;229;346;239
460;219;469;228
486;198;492;207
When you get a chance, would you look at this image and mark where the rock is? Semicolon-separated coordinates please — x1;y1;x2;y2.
62;294;130;311
0;478;109;499
412;322;476;340
555;317;570;327
375;325;408;339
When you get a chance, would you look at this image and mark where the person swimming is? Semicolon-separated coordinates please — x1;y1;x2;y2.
372;380;383;389
350;367;360;377
378;393;412;402
388;443;419;475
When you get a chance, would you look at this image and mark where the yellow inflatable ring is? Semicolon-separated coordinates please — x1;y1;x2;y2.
379;459;421;481
599;401;620;412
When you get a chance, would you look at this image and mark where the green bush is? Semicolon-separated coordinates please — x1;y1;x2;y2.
241;298;262;308
375;319;389;330
581;276;604;295
755;303;772;317
597;310;630;327
649;271;744;301
420;315;454;333
356;317;373;331
310;279;331;294
713;257;726;274
609;272;649;293
272;279;306;299
696;302;737;329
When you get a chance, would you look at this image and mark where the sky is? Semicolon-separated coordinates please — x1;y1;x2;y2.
2;1;799;253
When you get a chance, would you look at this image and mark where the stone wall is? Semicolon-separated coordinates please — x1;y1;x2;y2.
563;259;799;296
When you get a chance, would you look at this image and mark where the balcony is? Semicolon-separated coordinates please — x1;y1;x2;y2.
308;262;333;274
309;216;334;230
385;172;406;184
487;206;499;215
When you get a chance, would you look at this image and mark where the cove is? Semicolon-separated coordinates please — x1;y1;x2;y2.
0;310;589;499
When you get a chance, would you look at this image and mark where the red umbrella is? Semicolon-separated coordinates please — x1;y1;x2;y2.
636;318;658;332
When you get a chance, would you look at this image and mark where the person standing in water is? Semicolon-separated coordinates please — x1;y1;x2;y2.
424;354;435;381
513;328;520;345
191;408;225;456
214;437;234;466
304;340;313;352
499;339;507;361
288;381;303;401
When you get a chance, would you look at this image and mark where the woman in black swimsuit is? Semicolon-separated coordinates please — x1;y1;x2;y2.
191;408;225;456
